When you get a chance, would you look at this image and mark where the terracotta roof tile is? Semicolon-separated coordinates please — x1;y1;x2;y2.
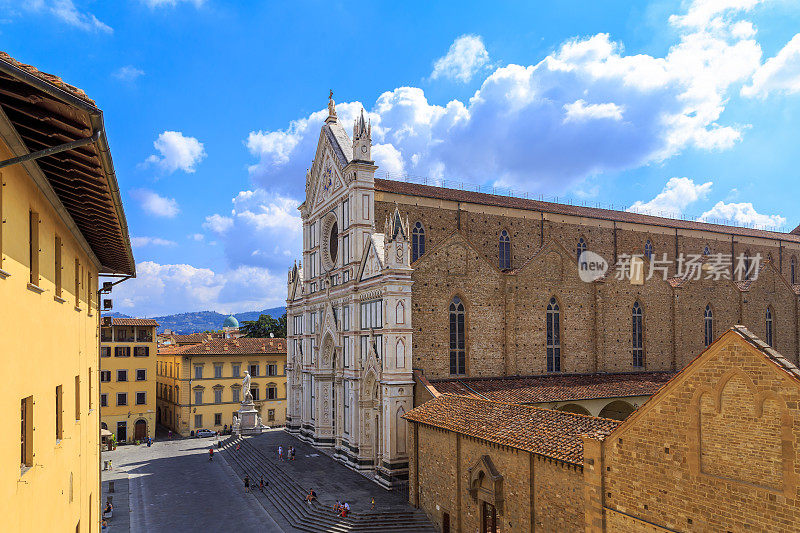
0;51;95;106
104;317;159;327
158;337;286;356
430;371;675;404
375;179;798;243
403;395;619;465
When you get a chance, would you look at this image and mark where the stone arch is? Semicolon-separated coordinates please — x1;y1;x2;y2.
395;300;406;324
395;338;406;369
321;332;335;368
395;405;407;455
468;455;504;512
134;418;148;440
599;400;635;420
557;403;590;416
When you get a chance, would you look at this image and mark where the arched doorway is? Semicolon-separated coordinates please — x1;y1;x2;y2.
557;403;591;416
134;419;148;440
599;400;635;421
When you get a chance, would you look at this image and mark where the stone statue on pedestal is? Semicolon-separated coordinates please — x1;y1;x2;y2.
242;371;252;402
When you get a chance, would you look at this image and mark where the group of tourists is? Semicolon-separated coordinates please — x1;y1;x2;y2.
277;445;296;460
333;500;351;517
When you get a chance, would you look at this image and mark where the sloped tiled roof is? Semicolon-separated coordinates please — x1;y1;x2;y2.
170;332;220;345
375;179;799;243
0;51;95;105
403;395;619;465
104;318;159;327
431;372;675;404
159;337;286;356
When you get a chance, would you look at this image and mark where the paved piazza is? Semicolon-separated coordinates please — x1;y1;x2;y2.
101;431;284;532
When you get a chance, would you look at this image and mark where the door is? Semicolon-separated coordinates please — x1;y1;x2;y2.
442;512;450;533
117;421;127;442
134;419;147;440
482;501;499;533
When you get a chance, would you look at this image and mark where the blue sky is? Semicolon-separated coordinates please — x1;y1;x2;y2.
2;0;800;316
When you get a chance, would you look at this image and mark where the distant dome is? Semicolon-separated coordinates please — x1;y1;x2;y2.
223;315;239;328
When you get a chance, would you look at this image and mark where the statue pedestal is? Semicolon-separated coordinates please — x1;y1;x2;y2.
235;399;263;436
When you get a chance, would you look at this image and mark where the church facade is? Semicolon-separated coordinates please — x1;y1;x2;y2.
286;95;800;487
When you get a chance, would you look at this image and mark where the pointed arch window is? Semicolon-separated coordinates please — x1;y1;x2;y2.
499;230;511;270
576;238;587;262
411;221;425;262
632;302;644;368
766;307;774;346
644;240;654;259
546;298;561;372
791;256;796;285
704;305;713;347
449;296;466;375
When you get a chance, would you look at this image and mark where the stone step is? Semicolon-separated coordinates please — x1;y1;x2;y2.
221;436;435;533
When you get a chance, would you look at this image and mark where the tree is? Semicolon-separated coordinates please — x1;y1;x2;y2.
240;313;287;338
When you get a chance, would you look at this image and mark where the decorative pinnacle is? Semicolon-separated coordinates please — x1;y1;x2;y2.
326;90;337;123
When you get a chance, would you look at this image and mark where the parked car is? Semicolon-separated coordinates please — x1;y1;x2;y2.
195;429;217;438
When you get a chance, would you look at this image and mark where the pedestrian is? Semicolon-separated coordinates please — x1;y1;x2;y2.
333;500;341;514
168;430;172;439
290;446;296;460
342;501;350;517
371;496;375;510
236;443;241;451
208;448;214;461
108;460;112;471
278;445;283;461
259;475;267;492
244;475;250;493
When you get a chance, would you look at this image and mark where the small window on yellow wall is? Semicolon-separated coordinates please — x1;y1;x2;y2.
21;396;33;468
87;272;93;313
55;385;63;441
55;236;62;297
75;375;80;420
29;210;40;285
74;258;80;307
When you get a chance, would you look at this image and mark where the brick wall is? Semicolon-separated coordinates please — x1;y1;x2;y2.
409;421;585;532
376;200;800;381
599;334;800;532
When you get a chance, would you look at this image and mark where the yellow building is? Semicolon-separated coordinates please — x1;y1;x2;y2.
157;337;287;436
0;53;135;531
100;318;158;442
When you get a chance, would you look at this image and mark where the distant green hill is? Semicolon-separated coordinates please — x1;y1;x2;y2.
104;306;286;334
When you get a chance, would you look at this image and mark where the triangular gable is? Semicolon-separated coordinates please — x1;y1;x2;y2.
306;123;350;213
358;233;385;281
412;228;503;276
322;301;338;336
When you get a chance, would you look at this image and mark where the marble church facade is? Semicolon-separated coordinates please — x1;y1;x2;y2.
285;97;414;488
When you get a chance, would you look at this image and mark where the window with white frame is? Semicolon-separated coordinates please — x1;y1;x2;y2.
116;393;127;406
100;370;111;382
360;299;383;329
136;369;146;381
117;369;128;382
136;392;146;405
310;376;315;421
342;336;350;367
309;312;316;334
342;199;350;228
342;234;350;265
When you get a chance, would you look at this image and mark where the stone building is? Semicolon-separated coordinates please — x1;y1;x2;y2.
286;94;800;486
406;326;800;532
0;52;134;531
100;317;159;442
156;337;287;436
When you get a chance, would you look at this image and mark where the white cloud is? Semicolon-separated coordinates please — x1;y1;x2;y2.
144;131;206;174
430;34;491;83
189;233;205;241
203;214;234;234
141;0;204;7
205;190;302;271
131;236;177;247
742;33;800;97
628;177;713;217
563;100;624;123
113;65;145;82
110;261;284;316
21;0;112;33
246;0;770;194
131;189;180;218
699;201;786;229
